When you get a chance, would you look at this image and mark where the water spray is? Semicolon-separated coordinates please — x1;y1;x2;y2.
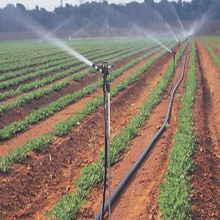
92;61;113;220
165;22;179;43
7;8;93;67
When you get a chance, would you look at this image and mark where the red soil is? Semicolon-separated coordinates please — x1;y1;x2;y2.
76;46;191;220
205;41;220;58
0;47;155;128
0;74;98;129
0;49;163;158
0;48;173;220
210;39;220;47
191;41;220;219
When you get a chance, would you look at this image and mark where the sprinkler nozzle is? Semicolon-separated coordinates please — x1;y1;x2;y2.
92;61;113;73
172;51;176;55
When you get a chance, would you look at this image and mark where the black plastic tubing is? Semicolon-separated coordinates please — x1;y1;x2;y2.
94;45;190;220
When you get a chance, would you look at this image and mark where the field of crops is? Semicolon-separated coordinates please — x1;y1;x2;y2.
0;36;219;220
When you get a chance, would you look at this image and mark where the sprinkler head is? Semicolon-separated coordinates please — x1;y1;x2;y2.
92;61;113;73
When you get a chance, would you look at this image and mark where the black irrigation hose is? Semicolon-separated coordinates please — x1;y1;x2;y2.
94;45;190;220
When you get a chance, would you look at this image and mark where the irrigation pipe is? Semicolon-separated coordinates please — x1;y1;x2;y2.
94;45;190;220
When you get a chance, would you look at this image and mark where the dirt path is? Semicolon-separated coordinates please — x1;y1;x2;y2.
191;41;220;219
76;47;191;219
0;49;174;220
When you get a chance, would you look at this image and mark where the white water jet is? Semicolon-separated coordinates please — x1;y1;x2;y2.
165;22;179;43
148;34;173;53
38;17;75;43
134;26;173;53
153;9;179;43
171;5;187;39
9;9;93;67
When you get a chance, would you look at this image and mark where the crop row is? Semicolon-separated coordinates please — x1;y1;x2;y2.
1;40;151;81
159;42;196;219
204;38;220;50
0;44;58;63
0;44;172;172
201;39;220;68
46;43;187;220
0;44;155;114
0;46;101;81
0;48;68;71
1;48;76;73
0;44;133;91
0;40;143;73
0;44;148;101
0;40;134;79
0;43;98;66
2;41;147;84
211;36;220;44
0;45;161;141
0;41;110;72
0;44;124;84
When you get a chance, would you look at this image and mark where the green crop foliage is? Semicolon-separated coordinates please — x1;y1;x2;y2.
0;44;130;90
46;43;187;220
200;39;220;68
0;43;145;101
0;44;148;114
158;42;197;219
0;43;173;172
0;46;162;141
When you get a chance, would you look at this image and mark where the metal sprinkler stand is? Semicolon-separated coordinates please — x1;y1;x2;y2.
168;50;176;95
172;51;176;76
92;61;113;220
178;41;181;53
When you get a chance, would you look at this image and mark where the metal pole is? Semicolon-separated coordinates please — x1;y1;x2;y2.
107;91;111;220
92;62;113;220
101;68;109;220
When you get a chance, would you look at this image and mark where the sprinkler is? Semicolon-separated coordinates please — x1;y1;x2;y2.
177;40;181;54
186;36;188;42
172;51;176;77
168;50;176;95
92;61;113;220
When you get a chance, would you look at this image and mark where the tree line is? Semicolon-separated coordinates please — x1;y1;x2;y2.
0;0;220;32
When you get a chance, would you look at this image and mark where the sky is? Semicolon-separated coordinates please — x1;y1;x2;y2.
0;0;191;11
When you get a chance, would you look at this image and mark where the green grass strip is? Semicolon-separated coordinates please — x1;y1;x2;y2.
158;42;197;219
45;44;187;220
0;46;167;172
